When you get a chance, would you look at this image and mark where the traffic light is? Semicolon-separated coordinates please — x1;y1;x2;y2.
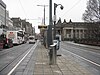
38;25;47;29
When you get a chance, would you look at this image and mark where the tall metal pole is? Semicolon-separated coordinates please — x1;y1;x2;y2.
47;0;53;47
98;0;100;22
43;5;45;25
53;3;63;40
37;5;48;47
54;3;57;40
4;4;6;34
37;5;48;25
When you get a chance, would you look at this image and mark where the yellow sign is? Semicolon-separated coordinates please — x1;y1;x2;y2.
38;25;47;29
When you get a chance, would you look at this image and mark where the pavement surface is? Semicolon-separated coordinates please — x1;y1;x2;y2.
12;41;94;75
33;42;93;75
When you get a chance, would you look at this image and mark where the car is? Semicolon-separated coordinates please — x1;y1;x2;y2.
0;34;13;48
28;36;35;44
0;38;4;49
4;38;13;48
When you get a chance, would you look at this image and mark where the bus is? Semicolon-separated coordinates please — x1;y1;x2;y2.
6;30;23;45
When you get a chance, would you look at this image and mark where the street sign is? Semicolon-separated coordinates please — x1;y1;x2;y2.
38;25;47;29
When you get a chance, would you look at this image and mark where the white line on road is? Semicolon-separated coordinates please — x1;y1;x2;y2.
7;43;37;75
62;48;100;67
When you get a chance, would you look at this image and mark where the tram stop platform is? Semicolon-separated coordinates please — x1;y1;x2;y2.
33;42;92;75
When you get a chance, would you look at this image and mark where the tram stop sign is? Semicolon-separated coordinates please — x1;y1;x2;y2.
38;25;47;29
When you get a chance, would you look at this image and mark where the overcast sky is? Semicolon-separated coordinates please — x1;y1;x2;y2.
3;0;88;33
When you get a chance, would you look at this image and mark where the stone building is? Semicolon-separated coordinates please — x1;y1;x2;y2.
0;0;6;26
0;0;13;32
55;19;100;42
11;18;22;29
11;18;34;36
0;0;8;35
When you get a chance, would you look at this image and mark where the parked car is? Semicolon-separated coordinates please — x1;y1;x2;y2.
4;38;13;48
0;37;4;49
0;34;13;48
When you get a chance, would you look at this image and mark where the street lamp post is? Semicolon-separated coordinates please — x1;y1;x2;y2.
54;3;64;40
37;5;48;25
37;5;48;47
48;3;63;65
47;0;53;47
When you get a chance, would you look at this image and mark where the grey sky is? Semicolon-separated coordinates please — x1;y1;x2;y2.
3;0;88;33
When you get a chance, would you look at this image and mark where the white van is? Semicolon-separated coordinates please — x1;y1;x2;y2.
28;36;35;44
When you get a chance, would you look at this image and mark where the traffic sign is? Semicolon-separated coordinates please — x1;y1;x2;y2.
38;25;47;29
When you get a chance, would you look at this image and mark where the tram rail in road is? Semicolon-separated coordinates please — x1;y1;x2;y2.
7;43;37;75
0;41;38;75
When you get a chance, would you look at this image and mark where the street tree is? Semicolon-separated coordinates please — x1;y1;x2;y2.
82;0;100;22
82;0;100;45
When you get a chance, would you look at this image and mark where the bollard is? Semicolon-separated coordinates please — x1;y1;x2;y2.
49;43;57;65
49;47;53;65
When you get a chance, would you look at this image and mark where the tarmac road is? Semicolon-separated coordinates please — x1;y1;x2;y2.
0;42;38;75
60;41;100;75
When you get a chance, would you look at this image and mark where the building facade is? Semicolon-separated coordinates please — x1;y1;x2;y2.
0;0;7;35
55;19;100;43
11;18;35;36
62;21;87;41
11;18;22;30
0;0;6;26
0;1;35;42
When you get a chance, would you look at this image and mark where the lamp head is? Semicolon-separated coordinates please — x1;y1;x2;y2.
60;5;64;10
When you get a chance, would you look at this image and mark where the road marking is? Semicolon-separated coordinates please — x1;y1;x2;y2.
62;48;100;67
7;43;37;75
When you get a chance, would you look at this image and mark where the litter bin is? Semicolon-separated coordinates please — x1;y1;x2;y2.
53;40;59;50
49;43;57;65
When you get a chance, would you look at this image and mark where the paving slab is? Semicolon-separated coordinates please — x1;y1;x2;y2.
33;42;92;75
12;42;93;75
